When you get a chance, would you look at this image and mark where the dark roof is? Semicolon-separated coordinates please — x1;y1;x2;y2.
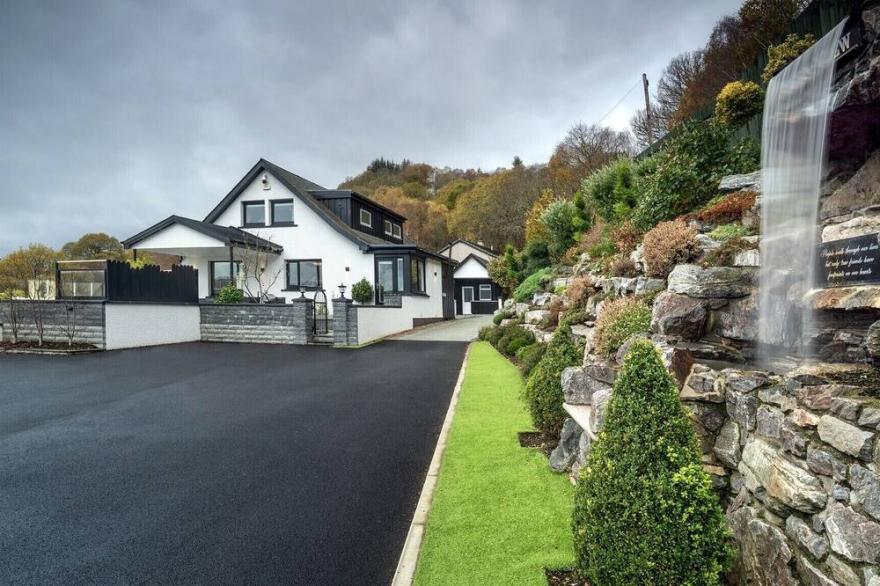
437;238;498;259
366;244;455;264
202;159;403;250
122;215;283;254
309;189;407;222
456;253;490;269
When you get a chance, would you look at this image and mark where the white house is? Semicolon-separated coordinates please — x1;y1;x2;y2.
123;159;455;324
437;239;503;315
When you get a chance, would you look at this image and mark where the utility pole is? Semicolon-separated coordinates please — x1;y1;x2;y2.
642;73;654;144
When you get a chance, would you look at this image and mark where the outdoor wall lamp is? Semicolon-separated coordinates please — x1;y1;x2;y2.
338;283;347;298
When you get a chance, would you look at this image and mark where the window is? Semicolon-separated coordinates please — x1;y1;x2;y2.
359;208;372;228
462;286;474;303
210;261;240;296
410;256;425;293
242;201;266;227
271;199;294;225
59;270;105;299
286;260;322;290
384;219;393;236
479;284;492;301
392;223;402;239
376;256;405;296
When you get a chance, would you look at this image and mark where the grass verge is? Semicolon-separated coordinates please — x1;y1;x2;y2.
413;341;574;585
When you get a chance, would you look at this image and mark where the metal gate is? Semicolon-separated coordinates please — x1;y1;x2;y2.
313;289;328;334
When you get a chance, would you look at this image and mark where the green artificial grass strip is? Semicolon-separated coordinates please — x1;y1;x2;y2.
414;342;574;585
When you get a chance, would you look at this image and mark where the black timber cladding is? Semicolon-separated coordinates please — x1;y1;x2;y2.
310;190;404;244
453;277;501;315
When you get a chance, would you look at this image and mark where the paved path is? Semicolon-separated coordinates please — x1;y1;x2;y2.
392;315;494;341
0;341;467;585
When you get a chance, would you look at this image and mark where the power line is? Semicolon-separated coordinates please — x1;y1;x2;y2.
594;79;642;126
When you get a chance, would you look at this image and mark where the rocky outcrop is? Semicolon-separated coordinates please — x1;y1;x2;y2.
667;264;755;298
719;171;761;192
651;292;707;340
821;149;880;221
549;418;583;473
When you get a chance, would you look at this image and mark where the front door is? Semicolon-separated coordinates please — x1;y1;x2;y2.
441;262;455;319
461;286;474;315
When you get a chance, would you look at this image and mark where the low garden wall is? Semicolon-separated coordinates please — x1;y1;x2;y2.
200;299;313;344
104;303;200;350
0;300;106;348
332;296;445;346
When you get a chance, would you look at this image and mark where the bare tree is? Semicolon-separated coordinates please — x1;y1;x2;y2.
0;257;23;343
237;236;282;303
3;244;56;346
63;302;78;348
557;123;634;175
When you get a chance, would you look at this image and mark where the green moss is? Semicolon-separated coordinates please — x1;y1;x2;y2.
707;222;749;240
572;340;732;584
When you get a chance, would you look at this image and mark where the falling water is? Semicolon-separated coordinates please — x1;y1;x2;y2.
758;20;848;357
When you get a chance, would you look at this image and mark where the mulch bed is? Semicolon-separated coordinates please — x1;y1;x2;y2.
546;568;588;585
518;431;558;456
0;341;98;353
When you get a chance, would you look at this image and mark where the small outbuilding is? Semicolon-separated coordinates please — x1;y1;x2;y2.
437;239;504;315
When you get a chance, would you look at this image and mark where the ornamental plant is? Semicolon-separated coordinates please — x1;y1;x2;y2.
572;340;731;584
523;323;582;436
763;33;816;83
351;278;374;304
642;219;699;278
216;284;244;304
513;267;554;303
715;81;764;128
593;297;651;357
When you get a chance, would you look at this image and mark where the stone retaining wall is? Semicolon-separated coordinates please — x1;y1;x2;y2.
0;300;105;348
200;300;313;344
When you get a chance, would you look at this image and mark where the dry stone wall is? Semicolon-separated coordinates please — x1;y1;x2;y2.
199;300;313;344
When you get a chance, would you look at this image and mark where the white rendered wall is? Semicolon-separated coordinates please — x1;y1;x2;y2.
104;304;200;350
453;257;490;279
211;173;374;308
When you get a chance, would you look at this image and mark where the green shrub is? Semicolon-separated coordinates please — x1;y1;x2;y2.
514;267;554;303
519;240;552;278
715;81;764;128
493;309;514;325
632;120;759;231
497;325;536;357
708;222;749;240
523;324;582;436
580;158;639;222
763;33;816;83
540;200;580;260
593;297;651;357
351;278;374;304
516;342;546;377
488;245;521;295
216;284;244;304
572;340;731;584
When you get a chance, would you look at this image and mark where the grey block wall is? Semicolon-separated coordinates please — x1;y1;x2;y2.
332;299;358;346
200;299;314;344
0;301;106;348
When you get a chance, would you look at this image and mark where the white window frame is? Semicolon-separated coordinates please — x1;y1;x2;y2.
360;209;372;228
384;219;393;235
479;284;492;301
462;286;474;303
392;223;402;239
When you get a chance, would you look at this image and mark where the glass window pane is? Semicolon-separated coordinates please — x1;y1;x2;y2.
396;258;404;292
384;219;392;235
462;287;473;302
360;209;372;227
272;201;293;224
392;224;401;238
378;260;394;294
479;284;492;300
287;263;299;288
300;261;321;288
244;202;265;225
60;270;105;298
212;262;239;294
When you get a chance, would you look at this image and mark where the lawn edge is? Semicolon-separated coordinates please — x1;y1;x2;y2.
391;342;473;586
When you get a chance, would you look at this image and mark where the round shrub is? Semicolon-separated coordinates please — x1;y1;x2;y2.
497;325;535;357
572;340;731;584
523;323;582;436
763;33;816;83
581;158;639;222
642;219;699;278
492;309;514;326
216;284;244;304
593;297;651;358
715;81;764;128
351;278;374;304
516;342;546;377
514;267;554;303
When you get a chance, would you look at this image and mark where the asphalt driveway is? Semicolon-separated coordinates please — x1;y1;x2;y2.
0;340;467;585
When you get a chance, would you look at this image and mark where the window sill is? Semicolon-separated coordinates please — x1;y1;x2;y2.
241;223;267;229
405;292;429;297
270;222;297;227
281;287;322;292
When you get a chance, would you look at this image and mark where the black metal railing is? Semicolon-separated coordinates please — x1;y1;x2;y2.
313;289;328;334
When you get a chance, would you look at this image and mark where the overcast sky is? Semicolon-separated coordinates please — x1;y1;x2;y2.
0;0;741;254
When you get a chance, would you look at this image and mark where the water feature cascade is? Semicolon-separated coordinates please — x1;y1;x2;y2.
758;20;849;355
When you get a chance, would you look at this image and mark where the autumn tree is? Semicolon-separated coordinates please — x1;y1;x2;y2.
631;51;704;146
372;187;450;251
3;244;58;345
61;232;126;261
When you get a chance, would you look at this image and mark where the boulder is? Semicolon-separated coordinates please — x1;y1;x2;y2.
806;445;848;481
652;338;694;388
817;415;875;461
513;303;530;318
733;248;760;267
824;503;880;563
681;364;725;403
548;418;582;473
590;388;611;433
695;234;722;253
822;215;880;242
786;515;828;560
524;309;550;325
651;292;707;340
821;149;880;221
825;555;862;586
739;438;827;513
756;406;784;440
667;264;755;298
633;276;666;296
867;320;880;362
850;463;880;521
807;285;880;311
782;422;809;458
729;505;797;585
713;292;759;341
713;419;741;468
561;366;610;406
686;402;726;433
727;388;759;431
790;408;820;429
719;171;761;192
797;384;860;411
531;292;556;307
758;386;797;412
860;406;880;429
796;555;837;586
630;244;645;273
582;359;617;385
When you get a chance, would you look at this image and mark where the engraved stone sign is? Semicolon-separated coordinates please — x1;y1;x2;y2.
817;233;880;287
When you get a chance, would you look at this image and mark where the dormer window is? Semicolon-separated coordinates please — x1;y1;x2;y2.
392;223;402;239
384;219;393;236
359;209;372;228
384;219;402;240
242;201;266;227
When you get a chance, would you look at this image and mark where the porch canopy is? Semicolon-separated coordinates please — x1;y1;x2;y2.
122;216;283;260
